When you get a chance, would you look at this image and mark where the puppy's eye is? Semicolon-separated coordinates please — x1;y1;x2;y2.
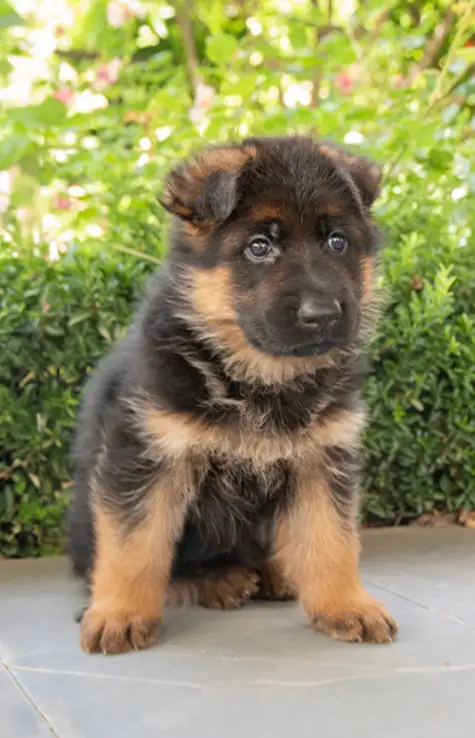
327;232;349;254
245;236;273;261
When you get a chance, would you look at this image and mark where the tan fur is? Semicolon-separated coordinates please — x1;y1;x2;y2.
189;146;256;177
250;203;289;221
360;254;374;303
317;404;367;448
190;265;237;323
185;266;339;385
318;143;382;205
132;398;365;467
169;216;216;253
258;559;295;600
161;145;256;220
182;219;214;243
80;465;197;654
318;144;381;186
272;459;397;643
318;143;360;172
273;462;361;614
76;138;391;654
317;201;345;216
167;566;260;610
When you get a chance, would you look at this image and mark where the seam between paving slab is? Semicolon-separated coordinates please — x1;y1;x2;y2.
2;661;60;737
364;579;473;628
7;662;475;690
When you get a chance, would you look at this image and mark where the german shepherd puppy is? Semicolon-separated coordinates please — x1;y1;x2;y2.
68;136;397;654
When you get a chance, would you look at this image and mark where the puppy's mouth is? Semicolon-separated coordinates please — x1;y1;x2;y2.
246;332;345;358
285;339;337;357
276;338;344;357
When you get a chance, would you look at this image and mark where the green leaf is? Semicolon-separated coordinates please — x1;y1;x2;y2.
0;0;24;28
18;152;40;178
288;25;309;49
0;135;31;169
68;312;92;327
43;326;65;337
410;398;424;412
0;58;12;76
206;34;238;65
454;46;475;64
28;473;40;489
98;324;112;342
9;98;67;128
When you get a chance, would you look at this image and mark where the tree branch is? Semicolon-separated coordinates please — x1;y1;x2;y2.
55;49;99;62
408;9;457;84
353;8;391;41
386;0;475;179
429;1;475;106
175;0;202;98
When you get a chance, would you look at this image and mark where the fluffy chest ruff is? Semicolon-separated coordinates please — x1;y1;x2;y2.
122;353;365;573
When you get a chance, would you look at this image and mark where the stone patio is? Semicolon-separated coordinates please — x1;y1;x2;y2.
1;527;474;738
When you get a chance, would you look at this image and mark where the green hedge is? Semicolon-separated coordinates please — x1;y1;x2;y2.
1;0;475;556
364;208;475;522
1;200;474;556
0;247;154;556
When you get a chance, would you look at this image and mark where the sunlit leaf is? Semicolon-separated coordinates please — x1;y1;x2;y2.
206;34;238;65
0;0;24;28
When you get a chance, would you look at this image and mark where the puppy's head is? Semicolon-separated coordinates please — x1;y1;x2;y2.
161;136;381;376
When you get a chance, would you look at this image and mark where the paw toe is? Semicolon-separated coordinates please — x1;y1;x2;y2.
80;609;159;655
313;599;397;645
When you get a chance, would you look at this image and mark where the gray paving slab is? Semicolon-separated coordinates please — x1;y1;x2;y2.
362;527;475;627
1;528;474;738
0;665;54;738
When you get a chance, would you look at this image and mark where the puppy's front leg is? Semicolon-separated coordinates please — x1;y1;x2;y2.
273;454;397;644
80;466;192;655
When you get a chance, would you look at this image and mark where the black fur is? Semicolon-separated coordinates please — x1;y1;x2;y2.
68;136;381;583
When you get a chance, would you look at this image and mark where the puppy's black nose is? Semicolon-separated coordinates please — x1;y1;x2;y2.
298;297;341;328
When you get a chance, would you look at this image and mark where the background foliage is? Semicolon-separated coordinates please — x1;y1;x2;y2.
1;0;474;556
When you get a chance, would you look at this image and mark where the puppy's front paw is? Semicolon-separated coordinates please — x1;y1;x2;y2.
199;567;261;610
80;606;160;655
257;565;295;601
312;595;397;644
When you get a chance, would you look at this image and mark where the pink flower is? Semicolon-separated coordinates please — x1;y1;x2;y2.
190;82;215;124
334;64;360;96
335;72;353;95
107;1;144;27
392;73;408;89
53;88;74;105
107;1;131;27
43;301;51;313
94;58;122;90
54;195;73;210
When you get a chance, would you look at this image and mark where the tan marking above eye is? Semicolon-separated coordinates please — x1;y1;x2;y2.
316;202;345;217
249;203;286;222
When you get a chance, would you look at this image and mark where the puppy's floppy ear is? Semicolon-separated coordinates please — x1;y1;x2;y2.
160;145;256;224
319;143;382;207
